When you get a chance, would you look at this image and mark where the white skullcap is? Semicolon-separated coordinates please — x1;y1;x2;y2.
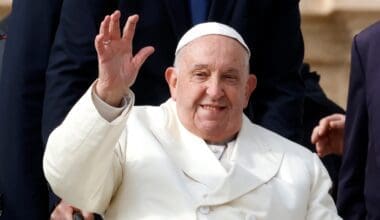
175;22;251;57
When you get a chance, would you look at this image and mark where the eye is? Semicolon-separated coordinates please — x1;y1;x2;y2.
195;71;206;77
192;71;208;81
223;74;239;83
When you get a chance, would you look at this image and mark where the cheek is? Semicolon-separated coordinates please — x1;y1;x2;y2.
240;87;251;106
243;95;250;108
180;83;205;100
228;89;246;104
176;86;197;110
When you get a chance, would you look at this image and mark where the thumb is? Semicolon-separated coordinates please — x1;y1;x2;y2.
133;46;155;70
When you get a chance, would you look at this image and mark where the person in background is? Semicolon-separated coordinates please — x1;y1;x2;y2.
0;0;116;219
0;16;7;78
0;0;63;218
337;21;380;220
0;15;7;219
312;21;380;219
44;12;340;219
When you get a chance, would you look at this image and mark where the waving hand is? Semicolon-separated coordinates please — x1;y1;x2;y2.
95;10;154;106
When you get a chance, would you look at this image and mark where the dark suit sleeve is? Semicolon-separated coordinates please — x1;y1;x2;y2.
337;35;368;220
42;0;117;143
0;0;62;218
247;0;305;143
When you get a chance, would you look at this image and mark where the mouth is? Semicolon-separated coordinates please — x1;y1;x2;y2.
200;104;226;111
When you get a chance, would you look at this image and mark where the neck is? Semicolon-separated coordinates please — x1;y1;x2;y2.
205;133;237;145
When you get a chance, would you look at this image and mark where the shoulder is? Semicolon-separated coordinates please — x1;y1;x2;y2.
242;118;319;172
350;21;380;75
129;99;174;127
246;118;314;157
355;21;380;47
241;118;330;188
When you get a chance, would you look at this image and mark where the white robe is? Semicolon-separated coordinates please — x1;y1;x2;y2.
43;86;341;220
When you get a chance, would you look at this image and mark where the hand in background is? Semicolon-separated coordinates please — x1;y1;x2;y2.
50;200;94;220
311;113;345;157
94;10;154;106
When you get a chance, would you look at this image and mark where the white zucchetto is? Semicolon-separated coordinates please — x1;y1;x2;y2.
175;22;251;57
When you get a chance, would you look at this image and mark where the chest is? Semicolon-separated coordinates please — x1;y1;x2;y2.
104;127;310;219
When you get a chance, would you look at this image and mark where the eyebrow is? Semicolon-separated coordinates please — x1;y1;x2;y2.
191;64;209;69
222;68;239;74
191;64;239;73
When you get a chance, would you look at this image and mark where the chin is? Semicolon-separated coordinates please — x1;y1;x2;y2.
199;124;222;133
199;127;226;141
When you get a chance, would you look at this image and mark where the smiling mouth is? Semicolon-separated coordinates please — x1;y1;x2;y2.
200;104;226;111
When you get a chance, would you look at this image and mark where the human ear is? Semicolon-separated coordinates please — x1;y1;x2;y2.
165;67;178;100
244;74;257;106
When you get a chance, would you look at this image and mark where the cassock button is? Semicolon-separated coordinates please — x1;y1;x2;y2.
198;206;210;215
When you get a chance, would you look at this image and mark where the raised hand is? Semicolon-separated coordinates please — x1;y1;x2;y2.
94;10;154;106
311;113;345;157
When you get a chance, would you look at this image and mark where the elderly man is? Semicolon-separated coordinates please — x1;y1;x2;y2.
43;11;340;219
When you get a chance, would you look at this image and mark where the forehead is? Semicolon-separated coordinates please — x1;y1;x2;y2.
178;35;248;65
178;35;249;68
182;35;247;54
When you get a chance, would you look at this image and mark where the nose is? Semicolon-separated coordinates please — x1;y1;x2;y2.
206;78;224;99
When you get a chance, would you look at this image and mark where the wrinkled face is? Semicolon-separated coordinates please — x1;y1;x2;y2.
165;35;257;143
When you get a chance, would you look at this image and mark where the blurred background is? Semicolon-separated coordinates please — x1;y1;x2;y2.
1;0;380;108
0;0;11;76
0;0;11;21
300;0;380;109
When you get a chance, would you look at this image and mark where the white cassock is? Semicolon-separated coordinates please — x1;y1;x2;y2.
43;84;341;220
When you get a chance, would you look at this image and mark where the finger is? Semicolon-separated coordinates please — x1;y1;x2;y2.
323;113;345;124
100;15;111;40
311;126;320;144
122;14;139;46
318;113;344;129
329;114;346;129
50;211;58;220
318;118;331;136
329;113;345;120
63;206;75;219
330;120;345;129
59;201;76;219
316;148;326;157
95;34;105;56
316;138;330;157
133;46;155;70
51;204;74;220
81;211;94;220
109;10;121;40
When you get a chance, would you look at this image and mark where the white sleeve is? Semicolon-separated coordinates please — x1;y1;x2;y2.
91;83;134;122
43;83;134;214
306;154;342;220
